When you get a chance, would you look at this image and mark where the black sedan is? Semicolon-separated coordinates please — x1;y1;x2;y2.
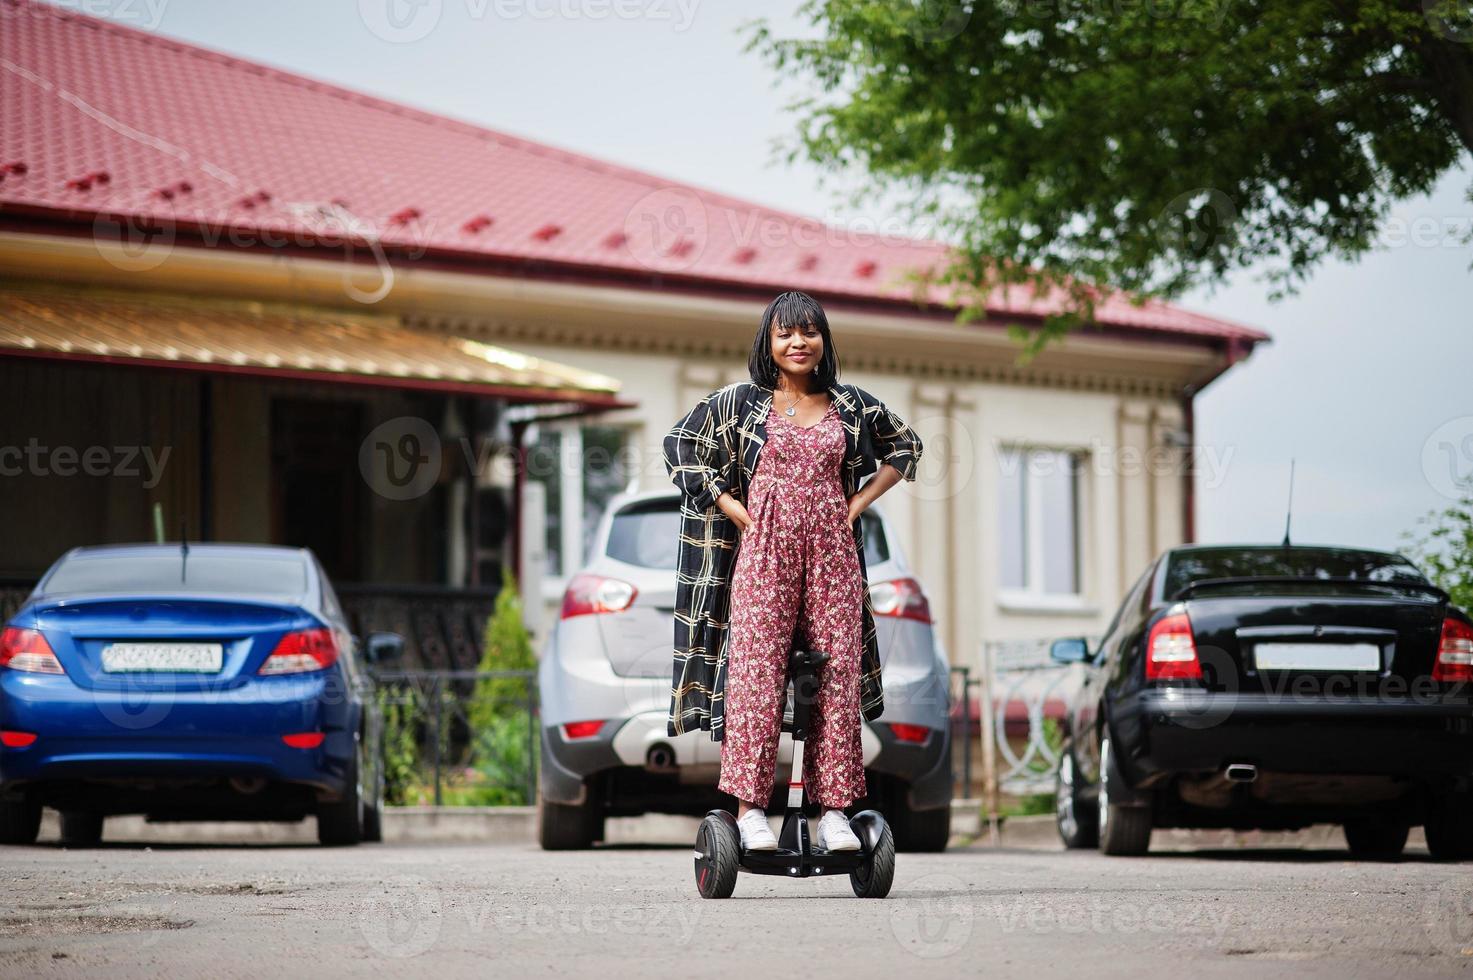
1050;544;1473;859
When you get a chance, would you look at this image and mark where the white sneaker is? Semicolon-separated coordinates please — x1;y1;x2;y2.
817;809;861;852
737;809;779;851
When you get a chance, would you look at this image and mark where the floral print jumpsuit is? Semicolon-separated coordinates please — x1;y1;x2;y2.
717;397;867;809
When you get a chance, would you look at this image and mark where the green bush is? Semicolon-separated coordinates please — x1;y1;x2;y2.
377;686;420;806
1404;490;1473;610
466;567;538;804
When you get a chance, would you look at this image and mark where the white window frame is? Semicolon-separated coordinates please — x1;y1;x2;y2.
996;445;1094;615
534;420;640;604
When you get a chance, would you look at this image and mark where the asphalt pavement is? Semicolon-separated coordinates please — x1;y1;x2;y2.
2;833;1471;978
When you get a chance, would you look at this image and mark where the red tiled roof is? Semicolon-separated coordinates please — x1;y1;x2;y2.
0;0;1268;345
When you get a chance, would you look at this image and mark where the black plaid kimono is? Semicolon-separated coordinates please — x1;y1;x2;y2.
662;380;924;741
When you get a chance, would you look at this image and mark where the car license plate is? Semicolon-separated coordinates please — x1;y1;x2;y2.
1253;642;1379;672
101;642;224;672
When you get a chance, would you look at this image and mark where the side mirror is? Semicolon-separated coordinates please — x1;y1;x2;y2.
365;632;405;665
1049;637;1090;664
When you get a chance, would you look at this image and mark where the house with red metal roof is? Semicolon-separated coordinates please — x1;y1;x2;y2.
0;0;1266;667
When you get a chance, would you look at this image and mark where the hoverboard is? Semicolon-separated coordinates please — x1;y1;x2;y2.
693;647;895;899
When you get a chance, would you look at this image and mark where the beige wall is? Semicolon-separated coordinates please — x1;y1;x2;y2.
466;340;1187;675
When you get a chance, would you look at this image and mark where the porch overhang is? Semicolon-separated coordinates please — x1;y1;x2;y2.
0;283;634;410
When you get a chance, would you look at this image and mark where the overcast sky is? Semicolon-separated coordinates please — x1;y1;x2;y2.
46;0;1473;556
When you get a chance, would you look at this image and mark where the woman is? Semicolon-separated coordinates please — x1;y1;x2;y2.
662;290;924;853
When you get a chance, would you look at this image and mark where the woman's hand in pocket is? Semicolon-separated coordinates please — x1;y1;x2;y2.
716;492;755;533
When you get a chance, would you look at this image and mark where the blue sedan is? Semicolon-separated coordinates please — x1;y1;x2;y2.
0;543;401;846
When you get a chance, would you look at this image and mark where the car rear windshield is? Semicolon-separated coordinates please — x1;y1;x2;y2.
607;502;891;569
1163;547;1429;600
42;553;309;598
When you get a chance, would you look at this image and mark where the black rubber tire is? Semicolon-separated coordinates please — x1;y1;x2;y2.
537;785;602;851
0;800;41;845
361;735;385;844
59;810;104;847
1424;790;1473;861
1096;736;1152;856
694;814;740;899
1055;738;1099;850
850;820;896;898
1343;816;1409;859
317;744;363;846
894;799;951;853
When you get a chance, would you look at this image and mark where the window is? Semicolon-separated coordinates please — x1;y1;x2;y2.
42;552;308;599
997;446;1085;604
526;422;634;582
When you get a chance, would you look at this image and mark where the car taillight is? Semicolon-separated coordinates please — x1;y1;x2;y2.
561;720;604;739
869;577;932;623
1145;608;1201;681
1434;618;1473;682
282;732;325;749
258;628;340;675
1;731;37;747
559;573;637;619
887;722;931;744
0;628;64;675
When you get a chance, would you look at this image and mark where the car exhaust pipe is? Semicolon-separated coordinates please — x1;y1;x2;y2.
1224;763;1258;783
645;744;677;772
229;776;267;795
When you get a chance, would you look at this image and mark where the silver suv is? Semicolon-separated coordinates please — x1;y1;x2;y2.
536;489;953;851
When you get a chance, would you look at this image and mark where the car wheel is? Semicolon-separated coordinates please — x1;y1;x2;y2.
537;783;603;850
1096;735;1152;856
1424;790;1473;861
1055;738;1099;849
0;799;41;845
361;733;386;844
1342;815;1409;859
894;797;951;853
59;810;104;847
317;741;364;846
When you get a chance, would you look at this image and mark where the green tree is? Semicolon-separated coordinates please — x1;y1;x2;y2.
744;0;1473;354
1403;490;1473;610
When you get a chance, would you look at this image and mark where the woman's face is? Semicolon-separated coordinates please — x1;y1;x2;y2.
769;318;823;381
